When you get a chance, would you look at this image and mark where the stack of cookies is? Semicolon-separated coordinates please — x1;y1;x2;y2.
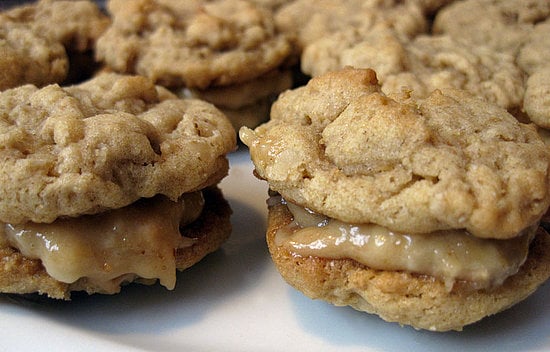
0;1;237;299
240;0;550;331
95;0;294;130
240;67;550;331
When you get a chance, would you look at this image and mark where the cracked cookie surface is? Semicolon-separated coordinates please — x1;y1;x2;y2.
240;68;550;239
0;73;236;224
96;0;291;89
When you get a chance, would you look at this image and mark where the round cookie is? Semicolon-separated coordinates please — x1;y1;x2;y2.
2;0;110;53
266;198;550;331
0;72;236;225
0;0;110;88
0;21;68;91
302;29;525;112
96;0;291;89
0;186;232;299
240;67;550;239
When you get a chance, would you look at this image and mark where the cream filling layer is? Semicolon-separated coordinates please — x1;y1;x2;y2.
274;196;534;290
0;192;205;293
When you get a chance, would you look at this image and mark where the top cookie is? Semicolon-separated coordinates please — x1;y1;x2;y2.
96;0;291;89
0;21;68;91
0;73;236;224
1;0;110;53
0;0;110;90
240;68;550;239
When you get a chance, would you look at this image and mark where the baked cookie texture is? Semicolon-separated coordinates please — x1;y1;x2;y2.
266;200;550;332
241;68;550;239
0;0;110;89
301;28;525;112
0;72;236;225
1;0;110;53
0;71;236;299
0;21;68;91
432;0;550;131
96;0;291;90
241;67;550;331
274;0;428;55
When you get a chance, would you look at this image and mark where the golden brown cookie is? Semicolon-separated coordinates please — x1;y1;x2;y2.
0;72;236;225
240;67;549;239
0;70;236;299
241;67;550;331
0;21;68;91
2;0;110;53
0;0;110;88
96;0;291;90
275;0;428;55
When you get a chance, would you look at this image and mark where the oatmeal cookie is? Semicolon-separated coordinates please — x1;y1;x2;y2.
0;21;68;91
274;0;428;55
96;0;291;89
0;0;110;88
1;0;110;53
240;68;550;239
0;72;236;225
302;29;525;112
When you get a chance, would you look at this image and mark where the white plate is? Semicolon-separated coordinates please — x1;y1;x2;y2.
0;147;549;352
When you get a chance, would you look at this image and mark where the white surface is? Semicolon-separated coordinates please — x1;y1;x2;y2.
0;147;549;352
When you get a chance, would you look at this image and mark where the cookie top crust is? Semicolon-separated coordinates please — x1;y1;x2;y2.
433;0;550;55
0;21;68;91
1;0;110;53
275;0;428;54
240;68;550;239
0;73;236;224
96;0;291;89
302;29;525;111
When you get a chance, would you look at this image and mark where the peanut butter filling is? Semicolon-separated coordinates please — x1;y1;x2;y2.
273;196;535;290
0;192;205;294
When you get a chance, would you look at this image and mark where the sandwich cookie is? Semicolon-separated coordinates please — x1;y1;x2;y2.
240;67;550;331
0;72;236;299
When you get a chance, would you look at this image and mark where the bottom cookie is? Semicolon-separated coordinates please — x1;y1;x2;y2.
0;187;232;300
266;198;550;332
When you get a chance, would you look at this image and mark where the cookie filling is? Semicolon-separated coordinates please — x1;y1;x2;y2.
273;196;535;291
0;192;205;294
